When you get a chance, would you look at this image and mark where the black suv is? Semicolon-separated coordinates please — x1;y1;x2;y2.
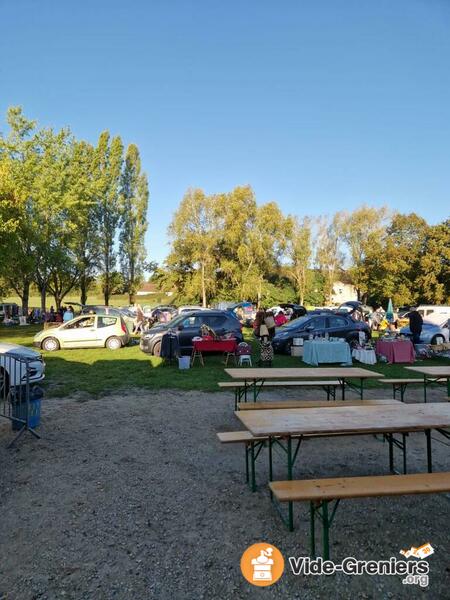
272;313;371;354
140;310;243;356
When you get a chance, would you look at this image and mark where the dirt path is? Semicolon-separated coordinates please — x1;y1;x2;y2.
0;386;449;599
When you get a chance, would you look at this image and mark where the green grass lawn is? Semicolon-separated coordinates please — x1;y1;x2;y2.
1;324;450;398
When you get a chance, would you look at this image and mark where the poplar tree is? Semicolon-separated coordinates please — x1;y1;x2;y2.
93;132;123;305
119;144;149;304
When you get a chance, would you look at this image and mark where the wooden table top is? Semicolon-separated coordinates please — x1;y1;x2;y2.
406;366;450;377
225;367;382;380
235;403;450;437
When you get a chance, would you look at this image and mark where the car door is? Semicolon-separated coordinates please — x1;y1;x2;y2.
298;316;327;340
177;315;202;351
204;315;228;335
327;315;350;338
96;315;119;347
56;315;97;348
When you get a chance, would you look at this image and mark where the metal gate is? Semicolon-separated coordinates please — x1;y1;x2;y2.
0;351;41;447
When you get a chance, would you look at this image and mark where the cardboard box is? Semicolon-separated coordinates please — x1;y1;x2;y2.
291;346;303;357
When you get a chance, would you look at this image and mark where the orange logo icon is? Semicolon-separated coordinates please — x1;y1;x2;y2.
240;543;285;587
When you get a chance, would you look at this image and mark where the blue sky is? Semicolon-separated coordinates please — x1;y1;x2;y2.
1;0;449;264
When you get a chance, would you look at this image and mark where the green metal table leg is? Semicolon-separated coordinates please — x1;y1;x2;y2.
388;433;394;473
425;429;432;473
268;437;273;498
447;377;450;399
360;378;364;400
245;444;249;483
250;441;256;491
402;433;407;474
310;502;316;558
287;436;294;531
392;384;397;400
423;375;427;403
341;379;345;400
322;501;330;560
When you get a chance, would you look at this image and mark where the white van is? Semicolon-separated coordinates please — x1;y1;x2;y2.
416;305;450;327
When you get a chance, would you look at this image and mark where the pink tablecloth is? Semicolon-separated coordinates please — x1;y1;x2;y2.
375;339;415;364
192;339;237;353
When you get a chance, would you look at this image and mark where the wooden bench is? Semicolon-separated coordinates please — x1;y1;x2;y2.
270;472;450;559
218;380;342;409
237;398;400;411
218;398;403;491
378;378;426;402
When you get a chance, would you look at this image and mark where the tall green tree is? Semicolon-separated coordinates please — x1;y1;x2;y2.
285;216;313;305
0;107;39;313
417;219;450;303
316;214;344;304
66;140;99;305
340;205;389;301
167;189;219;307
119;144;149;304
93;131;123;305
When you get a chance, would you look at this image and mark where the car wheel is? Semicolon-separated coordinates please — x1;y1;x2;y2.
431;335;445;345
0;368;9;399
106;336;122;350
42;337;60;352
152;340;162;357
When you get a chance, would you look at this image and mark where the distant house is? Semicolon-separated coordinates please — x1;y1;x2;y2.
136;282;174;297
330;281;358;305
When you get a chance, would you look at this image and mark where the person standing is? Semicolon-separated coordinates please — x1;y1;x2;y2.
408;309;423;344
63;306;74;322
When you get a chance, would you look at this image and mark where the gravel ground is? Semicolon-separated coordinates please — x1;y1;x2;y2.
0;385;449;600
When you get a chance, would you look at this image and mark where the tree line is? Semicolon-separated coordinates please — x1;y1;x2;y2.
0;107;149;312
157;186;450;308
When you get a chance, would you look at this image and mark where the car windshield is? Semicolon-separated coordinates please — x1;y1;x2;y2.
278;316;310;330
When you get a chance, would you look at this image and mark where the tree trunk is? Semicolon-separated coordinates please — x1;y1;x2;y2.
40;285;47;313
80;274;88;306
21;279;30;315
201;262;206;308
104;272;110;306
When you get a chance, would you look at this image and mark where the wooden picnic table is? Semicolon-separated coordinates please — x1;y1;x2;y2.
235;402;450;529
405;366;450;402
225;367;383;401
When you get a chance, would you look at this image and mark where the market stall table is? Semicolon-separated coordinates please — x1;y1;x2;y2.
375;338;415;364
405;366;450;402
191;338;237;366
303;340;352;366
235;403;450;529
225;367;383;402
352;347;377;365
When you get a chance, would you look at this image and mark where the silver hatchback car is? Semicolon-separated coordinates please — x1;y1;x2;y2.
34;314;130;351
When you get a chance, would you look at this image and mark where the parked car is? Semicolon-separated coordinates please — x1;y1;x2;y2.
338;301;373;320
176;305;208;315
0;303;20;321
81;305;135;334
400;322;449;345
140;309;243;356
150;305;177;318
0;342;45;396
227;302;256;327
272;313;371;354
415;305;450;327
279;304;307;320
33;314;130;351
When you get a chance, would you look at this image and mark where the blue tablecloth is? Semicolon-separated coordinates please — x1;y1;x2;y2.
303;340;352;366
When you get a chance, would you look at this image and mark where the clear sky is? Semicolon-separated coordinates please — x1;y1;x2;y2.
1;0;449;264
